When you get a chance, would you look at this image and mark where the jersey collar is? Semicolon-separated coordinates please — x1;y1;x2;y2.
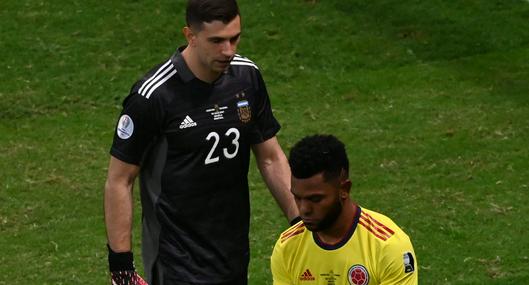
171;46;233;85
171;46;195;83
313;205;362;250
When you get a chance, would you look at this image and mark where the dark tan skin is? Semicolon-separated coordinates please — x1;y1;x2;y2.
291;172;357;245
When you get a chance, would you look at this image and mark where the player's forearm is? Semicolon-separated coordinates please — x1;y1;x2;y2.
104;180;134;252
258;154;299;221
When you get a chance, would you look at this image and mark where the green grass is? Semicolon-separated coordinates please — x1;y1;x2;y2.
2;0;529;284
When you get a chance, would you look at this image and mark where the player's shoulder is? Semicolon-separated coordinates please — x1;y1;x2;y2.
230;54;260;70
357;207;406;243
358;208;417;279
277;221;307;246
131;57;178;100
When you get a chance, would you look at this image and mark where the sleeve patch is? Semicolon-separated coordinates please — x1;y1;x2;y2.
117;115;134;139
403;252;415;273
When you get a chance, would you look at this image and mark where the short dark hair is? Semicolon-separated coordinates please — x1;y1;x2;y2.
289;134;349;182
186;0;240;31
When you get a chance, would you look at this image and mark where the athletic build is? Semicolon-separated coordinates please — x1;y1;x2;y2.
104;1;298;284
271;135;418;285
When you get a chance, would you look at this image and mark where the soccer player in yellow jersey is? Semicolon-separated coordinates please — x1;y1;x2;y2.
271;134;418;285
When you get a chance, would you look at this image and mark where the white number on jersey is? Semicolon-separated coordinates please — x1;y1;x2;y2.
204;128;240;165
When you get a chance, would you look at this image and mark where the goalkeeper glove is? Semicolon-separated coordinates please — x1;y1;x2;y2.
108;245;148;285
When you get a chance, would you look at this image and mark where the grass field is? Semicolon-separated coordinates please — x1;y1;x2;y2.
1;0;529;284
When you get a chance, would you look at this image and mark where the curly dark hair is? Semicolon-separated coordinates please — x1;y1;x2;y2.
186;0;240;31
289;134;349;182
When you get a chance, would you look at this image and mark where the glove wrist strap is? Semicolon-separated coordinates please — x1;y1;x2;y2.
107;244;135;271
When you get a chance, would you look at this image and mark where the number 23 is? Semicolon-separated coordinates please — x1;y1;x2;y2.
204;128;240;165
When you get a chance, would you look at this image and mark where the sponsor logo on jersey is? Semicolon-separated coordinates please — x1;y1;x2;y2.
237;100;251;123
403;252;415;273
117;114;134;139
348;265;369;285
179;115;197;129
320;270;341;285
299;269;315;281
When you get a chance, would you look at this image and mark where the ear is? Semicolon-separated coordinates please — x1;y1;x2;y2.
183;27;196;46
340;179;352;199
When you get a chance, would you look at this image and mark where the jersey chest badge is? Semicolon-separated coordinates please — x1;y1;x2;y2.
235;91;251;123
237;100;251;123
348;265;369;285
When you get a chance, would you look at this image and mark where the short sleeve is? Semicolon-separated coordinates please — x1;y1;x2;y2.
110;91;163;165
271;239;292;285
378;233;418;285
249;70;281;144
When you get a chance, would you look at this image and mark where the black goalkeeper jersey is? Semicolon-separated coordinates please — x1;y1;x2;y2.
110;47;280;284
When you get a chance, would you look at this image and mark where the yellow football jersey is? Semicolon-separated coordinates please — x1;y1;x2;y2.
271;207;418;285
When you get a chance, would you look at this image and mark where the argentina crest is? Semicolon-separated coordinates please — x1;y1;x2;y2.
237;99;251;123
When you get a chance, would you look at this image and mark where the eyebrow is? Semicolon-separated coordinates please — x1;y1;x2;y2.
291;191;323;200
208;33;241;41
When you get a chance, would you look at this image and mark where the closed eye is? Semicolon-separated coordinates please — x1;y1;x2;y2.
308;196;323;203
230;34;240;43
209;37;224;44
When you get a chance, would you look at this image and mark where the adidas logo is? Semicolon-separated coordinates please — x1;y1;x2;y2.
299;269;315;281
179;115;197;129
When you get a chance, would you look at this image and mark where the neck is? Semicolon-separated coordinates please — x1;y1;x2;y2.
316;202;357;245
181;47;220;83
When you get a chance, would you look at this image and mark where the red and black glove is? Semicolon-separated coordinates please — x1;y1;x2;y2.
108;245;148;285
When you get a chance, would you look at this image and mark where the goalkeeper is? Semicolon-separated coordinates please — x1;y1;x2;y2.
104;0;298;284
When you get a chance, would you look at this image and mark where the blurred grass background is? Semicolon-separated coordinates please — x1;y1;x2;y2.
1;0;529;284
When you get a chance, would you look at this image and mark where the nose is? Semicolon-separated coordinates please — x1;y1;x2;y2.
298;200;312;217
221;40;236;58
